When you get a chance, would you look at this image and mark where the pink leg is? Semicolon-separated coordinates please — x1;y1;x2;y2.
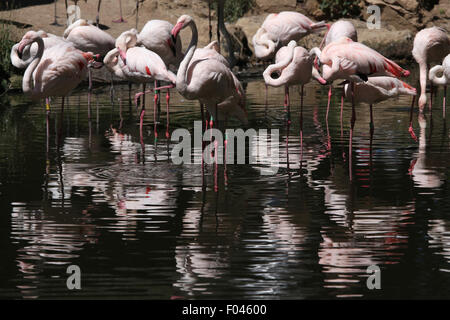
349;82;355;181
408;95;417;141
443;85;447;119
429;82;433;113
326;85;332;123
300;85;304;170
166;88;170;139
112;0;126;23
340;87;344;138
284;86;290;125
154;80;158;140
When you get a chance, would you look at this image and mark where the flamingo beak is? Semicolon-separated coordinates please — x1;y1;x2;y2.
171;22;183;40
18;38;32;54
117;47;127;65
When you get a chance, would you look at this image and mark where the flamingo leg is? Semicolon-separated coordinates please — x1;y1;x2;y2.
50;0;62;26
46;98;51;153
58;97;65;145
429;82;433;113
326;85;332;123
369;103;374;138
154;80;158;141
96;0;102;27
340;86;344;137
284;85;290;124
65;0;68;23
113;0;126;23
408;95;417;141
300;85;304;171
140;83;146;143
349;82;355;181
110;73;114;104
200;103;205;132
443;85;447;119
208;0;212;42
165;88;170;139
135;0;139;29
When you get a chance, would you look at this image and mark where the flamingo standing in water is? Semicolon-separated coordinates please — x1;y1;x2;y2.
137;19;184;118
263;40;326;169
64;19;115;92
310;37;410;180
171;15;247;126
316;20;358;122
115;29;177;141
428;54;450;118
343;76;417;140
412;27;449;113
17;30;98;141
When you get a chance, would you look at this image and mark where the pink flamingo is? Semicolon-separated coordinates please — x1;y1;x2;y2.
171;15;247;125
310;37;410;180
317;20;358;122
343;76;417;140
428;54;450;118
263;40;326;169
412;27;449;113
115;29;177;141
64;19;115;91
252;11;328;61
17;30;98;140
11;30;73;69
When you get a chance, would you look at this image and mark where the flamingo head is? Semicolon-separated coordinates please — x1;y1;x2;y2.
171;15;193;39
18;31;40;54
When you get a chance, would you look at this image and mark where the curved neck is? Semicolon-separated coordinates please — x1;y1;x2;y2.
429;65;446;85
104;48;121;74
263;42;296;87
253;29;275;60
176;20;198;96
22;37;44;95
309;47;322;60
11;43;33;69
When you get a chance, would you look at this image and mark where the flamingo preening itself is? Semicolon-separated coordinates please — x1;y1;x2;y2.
17;30;100;141
428;54;450;118
310;37;410;180
412;27;449;113
115;29;177;142
316;20;358;123
63;19;115;92
252;11;329;61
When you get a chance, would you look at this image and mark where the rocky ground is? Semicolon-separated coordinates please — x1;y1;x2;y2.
1;0;449;69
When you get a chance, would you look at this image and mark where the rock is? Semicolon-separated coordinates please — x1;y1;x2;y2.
303;0;326;20
254;0;297;11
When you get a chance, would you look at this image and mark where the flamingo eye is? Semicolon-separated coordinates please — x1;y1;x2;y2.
270;71;281;79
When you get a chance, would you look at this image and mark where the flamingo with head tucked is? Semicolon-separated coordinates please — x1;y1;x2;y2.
252;11;328;61
115;29;177;141
64;19;115;91
171;14;247;125
428;54;450;118
310;37;410;180
17;30;98;140
412;27;449;113
316;20;358;122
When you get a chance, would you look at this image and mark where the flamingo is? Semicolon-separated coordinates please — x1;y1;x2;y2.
64;0;101;27
263;40;326;123
310;37;410;180
11;30;73;69
412;27;449;113
263;40;326;169
428;54;450;118
171;15;247;125
115;29;177;141
252;11;328;61
17;30;98;141
317;20;358;122
343;76;417;140
64;19;115;91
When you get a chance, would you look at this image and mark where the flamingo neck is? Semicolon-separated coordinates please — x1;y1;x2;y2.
418;61;428;111
176;20;198;96
22;37;44;96
429;65;446;86
263;42;296;87
253;29;276;60
10;43;33;69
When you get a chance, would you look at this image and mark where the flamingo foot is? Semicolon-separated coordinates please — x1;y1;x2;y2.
408;125;417;142
113;17;126;23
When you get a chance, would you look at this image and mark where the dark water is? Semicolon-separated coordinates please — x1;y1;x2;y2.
1;68;450;299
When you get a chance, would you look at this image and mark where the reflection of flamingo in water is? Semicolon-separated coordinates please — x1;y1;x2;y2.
410;113;445;189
